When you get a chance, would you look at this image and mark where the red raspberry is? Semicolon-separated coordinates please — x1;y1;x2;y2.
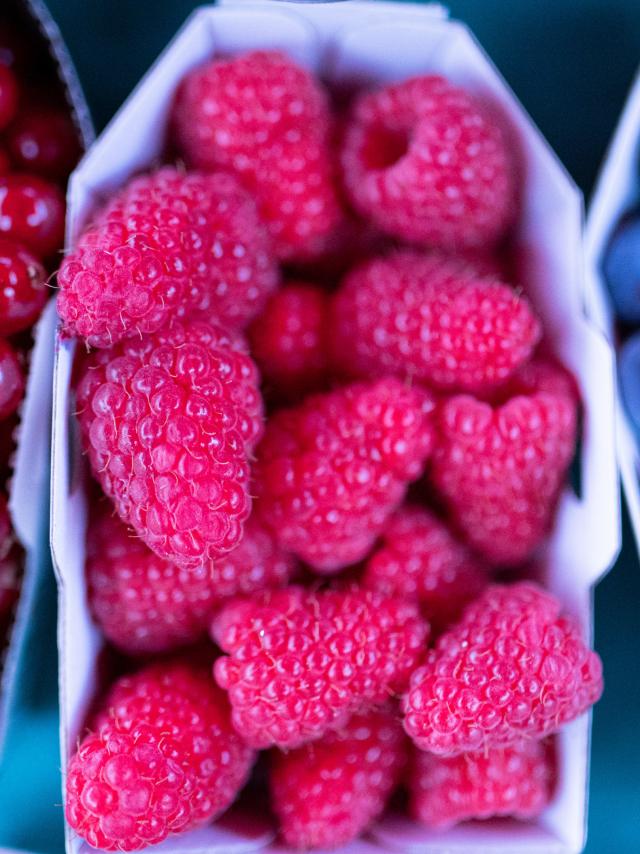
249;281;330;399
341;74;515;249
0;148;10;173
410;740;555;829
65;661;255;851
58;168;278;348
331;251;540;393
0;64;18;131
6;107;81;181
76;320;263;569
213;585;428;748
362;505;488;634
402;582;603;755
0;173;65;258
0;493;12;557
0;337;24;419
86;508;295;654
0;549;20;621
254;378;436;571
431;359;578;564
172;50;342;261
271;707;407;848
0;238;47;335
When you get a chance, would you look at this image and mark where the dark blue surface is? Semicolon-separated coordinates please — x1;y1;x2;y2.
1;2;639;852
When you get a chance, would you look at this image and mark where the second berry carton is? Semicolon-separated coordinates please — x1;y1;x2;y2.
51;2;620;853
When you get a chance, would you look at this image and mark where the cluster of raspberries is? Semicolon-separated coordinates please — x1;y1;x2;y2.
59;50;602;852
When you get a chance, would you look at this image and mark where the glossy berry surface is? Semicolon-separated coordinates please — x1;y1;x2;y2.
172;50;342;261
331;251;540;393
6;107;81;181
0;173;65;258
341;74;515;249
0;63;18;131
431;359;578;564
213;585;428;748
363;505;488;634
65;661;255;851
603;214;640;323
271;707;407;848
410;740;555;829
0;337;24;419
254;377;436;571
249;280;329;398
0;238;47;335
86;508;295;654
402;582;603;755
58;168;278;348
76;320;263;568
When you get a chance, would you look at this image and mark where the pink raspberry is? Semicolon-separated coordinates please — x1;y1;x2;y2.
271;707;407;848
410;740;555;829
341;74;515;249
362;505;488;634
213;585;428;748
65;661;255;851
431;358;578;564
330;251;540;393
86;508;295;654
76;320;263;569
58;168;278;348
249;280;330;399
402;582;603;755
172;50;342;261
254;378;436;571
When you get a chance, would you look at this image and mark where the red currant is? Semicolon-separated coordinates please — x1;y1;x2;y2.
0;174;65;258
7;108;80;182
0;239;47;335
0;337;24;420
0;64;18;131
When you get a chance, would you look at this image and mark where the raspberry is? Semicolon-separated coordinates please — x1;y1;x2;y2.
0;337;24;419
0;64;18;131
362;506;488;634
6;107;81;181
410;740;555;829
249;281;330;398
341;74;515;249
213;585;428;748
0;549;20;622
271;707;407;848
431;360;578;564
58;168;278;348
0;148;10;173
254;378;436;571
76;319;263;568
402;582;603;755
0;493;12;557
0;173;65;258
86;508;295;654
65;661;255;851
331;251;540;393
0;238;48;335
172;50;342;261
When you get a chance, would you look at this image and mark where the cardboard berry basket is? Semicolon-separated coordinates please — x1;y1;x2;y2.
585;70;640;553
51;1;620;852
0;0;93;755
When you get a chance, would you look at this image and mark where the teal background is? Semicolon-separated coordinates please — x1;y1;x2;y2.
1;1;639;852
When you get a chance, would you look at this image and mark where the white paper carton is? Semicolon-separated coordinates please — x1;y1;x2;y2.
0;0;94;754
51;3;620;852
585;70;640;551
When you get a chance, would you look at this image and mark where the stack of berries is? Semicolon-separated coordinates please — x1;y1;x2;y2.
0;10;81;659
58;50;601;852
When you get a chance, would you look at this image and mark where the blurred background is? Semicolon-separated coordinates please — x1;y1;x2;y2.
1;1;639;852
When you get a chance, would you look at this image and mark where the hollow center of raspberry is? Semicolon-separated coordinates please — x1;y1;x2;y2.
361;125;409;170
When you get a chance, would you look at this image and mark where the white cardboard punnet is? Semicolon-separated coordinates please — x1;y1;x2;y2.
585;70;640;551
51;3;620;853
0;0;94;754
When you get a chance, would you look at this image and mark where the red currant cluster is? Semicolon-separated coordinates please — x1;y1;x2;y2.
0;13;80;648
